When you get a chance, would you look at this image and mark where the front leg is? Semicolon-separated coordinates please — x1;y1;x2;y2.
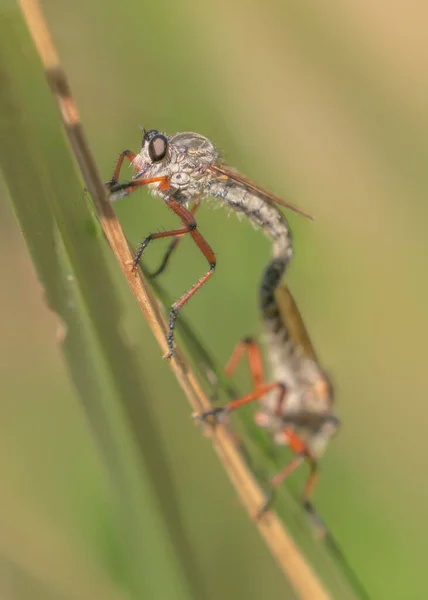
105;150;136;191
108;174;171;200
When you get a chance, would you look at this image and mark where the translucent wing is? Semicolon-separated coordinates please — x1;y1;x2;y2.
274;283;318;362
209;164;314;220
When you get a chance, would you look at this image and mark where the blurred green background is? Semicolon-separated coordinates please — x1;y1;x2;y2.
1;1;428;599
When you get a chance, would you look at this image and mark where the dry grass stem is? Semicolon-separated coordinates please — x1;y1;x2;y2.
19;1;332;598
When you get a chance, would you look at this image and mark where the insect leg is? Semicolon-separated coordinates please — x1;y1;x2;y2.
257;429;326;530
196;381;285;422
158;200;215;359
255;429;308;518
108;175;171;196
131;203;193;271
302;459;319;502
300;460;329;536
255;453;305;519
221;339;288;421
224;337;265;391
105;150;136;190
148;202;201;279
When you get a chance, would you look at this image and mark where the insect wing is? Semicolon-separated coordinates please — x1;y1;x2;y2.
209;164;314;220
274;283;318;362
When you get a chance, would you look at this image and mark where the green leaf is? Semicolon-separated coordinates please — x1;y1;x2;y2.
0;7;201;600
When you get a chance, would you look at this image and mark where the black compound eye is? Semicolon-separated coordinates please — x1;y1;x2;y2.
143;129;158;145
148;134;168;162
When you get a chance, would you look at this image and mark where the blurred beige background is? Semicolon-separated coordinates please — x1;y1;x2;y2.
1;1;428;599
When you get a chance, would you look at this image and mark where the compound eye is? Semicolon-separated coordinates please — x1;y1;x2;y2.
148;134;168;162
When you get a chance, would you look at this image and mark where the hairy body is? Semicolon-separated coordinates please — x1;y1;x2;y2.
197;283;340;524
108;129;308;357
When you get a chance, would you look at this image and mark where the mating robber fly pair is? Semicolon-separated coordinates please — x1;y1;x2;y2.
107;128;341;523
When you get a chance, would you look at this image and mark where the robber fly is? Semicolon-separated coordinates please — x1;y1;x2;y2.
195;281;341;525
106;129;313;358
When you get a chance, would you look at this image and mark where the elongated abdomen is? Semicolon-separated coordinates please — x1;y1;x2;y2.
208;177;293;313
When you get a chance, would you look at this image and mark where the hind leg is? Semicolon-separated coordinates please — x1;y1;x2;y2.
256;428;311;515
195;338;286;420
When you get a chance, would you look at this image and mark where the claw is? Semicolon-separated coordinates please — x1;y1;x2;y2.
125;260;139;275
104;178;116;191
193;406;228;423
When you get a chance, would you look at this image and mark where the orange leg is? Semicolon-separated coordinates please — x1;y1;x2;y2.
227;382;284;412
257;428;324;530
161;201;216;359
149;202;201;279
255;453;305;520
223;339;288;420
303;464;318;500
198;338;287;420
128;197;215;359
106;150;136;189
280;429;320;507
106;170;215;359
198;382;285;421
270;454;305;488
224;338;265;391
108;175;171;196
105;146;169;196
300;466;328;536
124;195;215;360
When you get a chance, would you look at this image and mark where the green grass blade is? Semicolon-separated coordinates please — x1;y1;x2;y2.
0;7;202;600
